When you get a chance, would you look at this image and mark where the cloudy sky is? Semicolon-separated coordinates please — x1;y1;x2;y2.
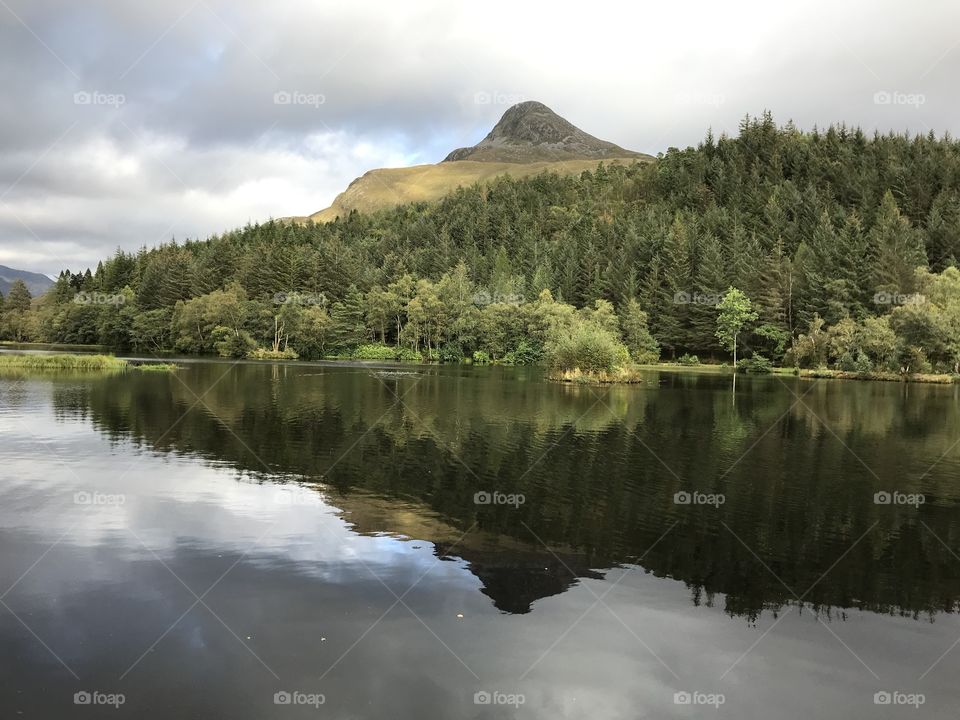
1;0;958;276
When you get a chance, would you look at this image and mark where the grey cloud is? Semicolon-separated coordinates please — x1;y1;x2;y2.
1;0;959;274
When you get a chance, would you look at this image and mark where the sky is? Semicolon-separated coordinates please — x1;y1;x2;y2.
0;0;958;276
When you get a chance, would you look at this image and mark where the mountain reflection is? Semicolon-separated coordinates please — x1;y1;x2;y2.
50;360;960;621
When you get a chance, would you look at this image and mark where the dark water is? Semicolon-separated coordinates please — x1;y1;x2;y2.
2;360;960;718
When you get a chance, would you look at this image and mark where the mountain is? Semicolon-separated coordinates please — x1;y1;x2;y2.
302;101;652;222
0;265;53;297
444;100;647;163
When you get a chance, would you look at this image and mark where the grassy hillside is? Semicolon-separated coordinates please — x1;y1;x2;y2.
305;156;649;222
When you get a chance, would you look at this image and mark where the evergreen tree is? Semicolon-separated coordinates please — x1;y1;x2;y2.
926;190;960;271
329;285;368;348
689;232;727;354
4;279;32;311
661;216;694;352
619;298;660;363
868;190;928;295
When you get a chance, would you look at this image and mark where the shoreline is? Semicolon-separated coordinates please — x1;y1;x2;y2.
647;363;958;385
3;343;956;385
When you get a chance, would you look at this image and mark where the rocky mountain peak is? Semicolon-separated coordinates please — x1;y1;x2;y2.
443;101;643;163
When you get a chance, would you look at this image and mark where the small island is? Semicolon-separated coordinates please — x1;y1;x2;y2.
0;354;177;372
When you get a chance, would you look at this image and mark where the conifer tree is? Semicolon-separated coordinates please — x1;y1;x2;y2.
868;190;928;295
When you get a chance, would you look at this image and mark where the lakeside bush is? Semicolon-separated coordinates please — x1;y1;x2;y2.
738;355;773;374
349;344;423;362
395;347;422;362
353;344;400;360
544;322;631;376
248;347;298;360
211;326;256;358
677;353;700;366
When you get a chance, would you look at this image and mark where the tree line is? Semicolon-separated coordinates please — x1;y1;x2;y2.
3;112;960;373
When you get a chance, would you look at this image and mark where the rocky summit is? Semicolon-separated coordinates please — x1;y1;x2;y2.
443;100;646;163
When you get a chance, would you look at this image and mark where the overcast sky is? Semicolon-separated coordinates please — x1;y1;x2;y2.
1;0;958;276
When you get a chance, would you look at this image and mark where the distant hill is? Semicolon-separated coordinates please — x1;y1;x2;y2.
0;265;53;297
301;101;651;222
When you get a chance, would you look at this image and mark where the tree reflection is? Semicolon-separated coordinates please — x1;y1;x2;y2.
52;363;960;620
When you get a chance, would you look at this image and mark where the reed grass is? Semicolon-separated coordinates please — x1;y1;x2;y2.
0;354;177;372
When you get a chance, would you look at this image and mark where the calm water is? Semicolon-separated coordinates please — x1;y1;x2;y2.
2;359;960;718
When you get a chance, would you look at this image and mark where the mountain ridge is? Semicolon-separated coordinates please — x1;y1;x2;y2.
0;265;53;298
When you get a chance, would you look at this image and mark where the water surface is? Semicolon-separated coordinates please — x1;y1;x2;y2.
2;360;959;718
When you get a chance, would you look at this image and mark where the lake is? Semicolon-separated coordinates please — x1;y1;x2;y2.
1;359;959;718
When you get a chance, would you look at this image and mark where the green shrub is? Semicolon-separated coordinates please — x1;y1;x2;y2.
351;344;423;362
395;347;423;362
437;342;464;363
853;352;873;373
632;349;660;365
511;339;542;365
677;353;700;366
837;350;873;374
738;354;773;374
472;350;491;365
248;347;298;360
211;326;256;358
354;344;400;360
544;322;630;375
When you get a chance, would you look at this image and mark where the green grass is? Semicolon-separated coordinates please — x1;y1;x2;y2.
547;366;651;384
0;354;177;372
795;368;957;384
633;361;958;385
0;354;127;370
0;341;106;350
644;362;731;374
131;362;179;372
